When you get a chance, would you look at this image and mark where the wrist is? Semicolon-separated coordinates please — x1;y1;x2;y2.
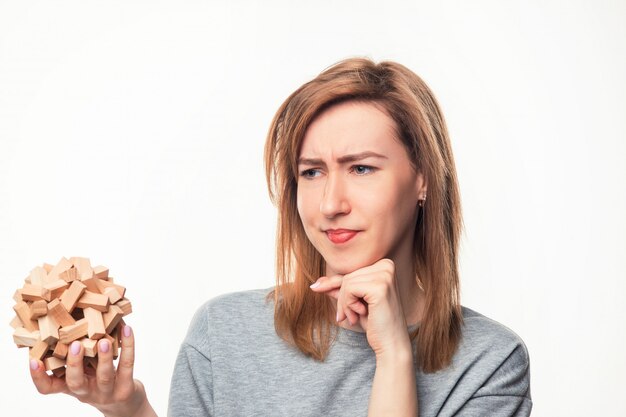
375;343;414;367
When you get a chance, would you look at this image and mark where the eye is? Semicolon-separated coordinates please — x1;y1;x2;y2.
300;168;321;179
351;165;375;175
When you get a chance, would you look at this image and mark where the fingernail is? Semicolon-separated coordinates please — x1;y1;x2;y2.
310;281;320;289
336;311;340;322
99;339;110;353
30;359;39;371
123;325;132;338
70;341;81;356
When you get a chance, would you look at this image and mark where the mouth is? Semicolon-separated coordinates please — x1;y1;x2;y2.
325;229;359;244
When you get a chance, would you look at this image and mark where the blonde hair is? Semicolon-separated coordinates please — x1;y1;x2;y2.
265;58;463;372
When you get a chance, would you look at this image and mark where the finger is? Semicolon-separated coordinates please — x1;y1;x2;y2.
347;298;368;316
344;306;360;326
117;325;135;386
29;358;68;395
65;340;89;396
310;275;343;292
96;338;115;394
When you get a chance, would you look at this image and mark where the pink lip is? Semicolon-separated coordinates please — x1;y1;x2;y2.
325;229;359;244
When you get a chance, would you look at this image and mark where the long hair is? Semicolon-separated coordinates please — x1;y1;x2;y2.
264;58;463;373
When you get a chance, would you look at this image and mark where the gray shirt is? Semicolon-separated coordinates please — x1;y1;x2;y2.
168;288;531;416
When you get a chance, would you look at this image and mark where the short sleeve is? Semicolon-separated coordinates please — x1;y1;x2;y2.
167;303;214;417
455;343;532;416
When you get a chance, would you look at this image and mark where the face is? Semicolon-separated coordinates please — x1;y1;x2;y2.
296;101;426;277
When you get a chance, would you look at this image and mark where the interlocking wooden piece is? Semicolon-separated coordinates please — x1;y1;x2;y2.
29;266;48;286
103;286;123;304
47;298;76;327
43;263;54;273
51;366;66;377
29;340;49;360
76;290;110;312
116;299;133;316
44;356;66;371
94;279;126;298
60;280;87;313
52;341;69;359
59;318;88;344
13;289;22;303
29;300;48;319
70;257;93;280
13;327;40;347
13;301;39;332
81;338;97;357
21;284;51;302
93;265;109;279
38;315;60;345
103;305;124;334
47;257;72;281
43;279;69;300
84;307;106;339
59;267;78;282
10;315;23;329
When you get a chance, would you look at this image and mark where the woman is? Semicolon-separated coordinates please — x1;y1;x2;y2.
29;58;532;416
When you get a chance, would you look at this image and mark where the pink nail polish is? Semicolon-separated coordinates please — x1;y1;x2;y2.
30;359;39;371
310;281;320;289
123;325;132;338
99;339;110;353
336;311;340;322
70;341;81;355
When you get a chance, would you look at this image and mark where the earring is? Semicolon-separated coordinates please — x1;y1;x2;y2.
418;193;427;207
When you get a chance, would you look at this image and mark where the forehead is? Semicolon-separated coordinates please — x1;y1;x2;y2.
299;101;401;157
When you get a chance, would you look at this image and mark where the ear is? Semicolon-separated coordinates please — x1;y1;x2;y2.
415;172;427;200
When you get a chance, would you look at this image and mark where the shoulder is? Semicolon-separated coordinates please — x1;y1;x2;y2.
461;306;529;354
182;287;276;353
453;306;531;398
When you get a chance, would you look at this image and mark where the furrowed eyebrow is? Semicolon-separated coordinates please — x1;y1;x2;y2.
297;151;387;166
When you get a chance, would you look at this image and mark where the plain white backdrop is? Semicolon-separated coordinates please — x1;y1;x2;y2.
1;1;625;416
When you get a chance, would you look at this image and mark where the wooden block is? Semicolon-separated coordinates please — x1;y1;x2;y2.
29;266;48;286
13;289;22;303
109;329;119;359
60;280;87;313
21;284;51;302
29;300;48;319
38;315;60;345
76;291;110;312
13;302;39;332
71;257;93;280
52;341;69;359
29;340;49;360
84;356;98;370
43;279;69;299
47;257;73;281
93;265;109;279
81;338;97;357
59;318;88;344
94;278;126;298
59;267;78;282
116;299;132;316
43;263;54;273
47;299;76;327
51;367;66;378
44;356;66;371
103;305;124;334
10;315;24;329
80;276;101;293
84;307;106;339
13;327;41;347
103;286;122;304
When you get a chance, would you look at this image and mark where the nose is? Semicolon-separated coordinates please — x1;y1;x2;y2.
320;173;351;218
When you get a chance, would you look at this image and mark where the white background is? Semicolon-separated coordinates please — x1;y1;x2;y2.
1;1;625;416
